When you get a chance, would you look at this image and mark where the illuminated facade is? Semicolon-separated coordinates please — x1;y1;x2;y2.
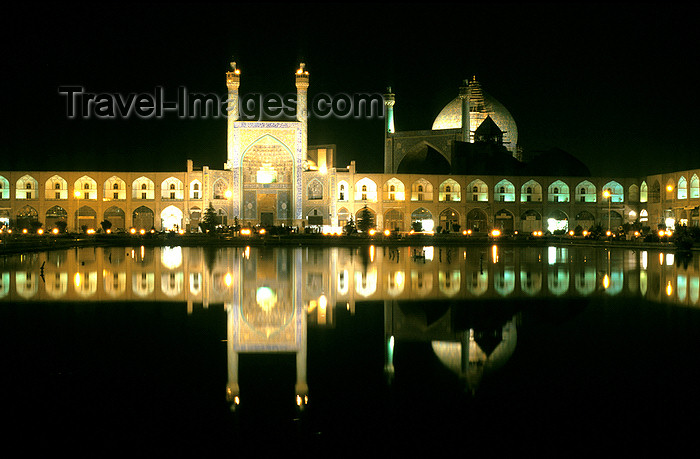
0;62;698;233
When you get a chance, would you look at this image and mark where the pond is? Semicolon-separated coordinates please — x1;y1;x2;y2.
1;244;698;455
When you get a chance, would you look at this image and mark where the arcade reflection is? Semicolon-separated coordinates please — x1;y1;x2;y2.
1;244;698;408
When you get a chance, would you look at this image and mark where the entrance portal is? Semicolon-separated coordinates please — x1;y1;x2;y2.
261;212;274;227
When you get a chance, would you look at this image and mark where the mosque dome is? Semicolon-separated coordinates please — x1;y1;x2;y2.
432;77;518;153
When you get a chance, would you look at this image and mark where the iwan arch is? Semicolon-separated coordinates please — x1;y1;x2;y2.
0;60;698;232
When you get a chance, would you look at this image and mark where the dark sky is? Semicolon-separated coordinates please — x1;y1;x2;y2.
2;3;698;177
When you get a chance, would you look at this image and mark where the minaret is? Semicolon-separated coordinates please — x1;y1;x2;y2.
295;63;309;167
459;79;470;143
383;87;395;173
225;60;241;170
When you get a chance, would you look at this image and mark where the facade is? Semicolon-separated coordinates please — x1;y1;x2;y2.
0;62;698;233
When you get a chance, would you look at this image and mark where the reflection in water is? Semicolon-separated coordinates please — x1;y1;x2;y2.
6;245;696;307
1;244;699;450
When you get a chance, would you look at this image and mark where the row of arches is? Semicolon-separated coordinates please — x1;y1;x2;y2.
2;175;202;201
336;206;624;233
649;175;700;201
336;178;631;203
5;205;200;231
337;267;625;299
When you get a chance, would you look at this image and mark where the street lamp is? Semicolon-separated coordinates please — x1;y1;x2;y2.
602;189;611;236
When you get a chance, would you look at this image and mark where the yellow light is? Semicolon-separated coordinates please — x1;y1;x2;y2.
241;228;251;236
74;272;81;288
178;229;184;235
666;281;673;296
384;229;390;236
106;229;111;234
569;230;574;236
139;229;146;235
87;229;95;234
666;184;673;192
130;228;136;234
606;230;611;236
665;230;672;236
225;190;233;199
259;228;266;235
52;228;59;234
492;244;499;263
369;229;376;236
603;274;610;289
234;396;240;405
658;230;665;238
22;228;27;234
462;230;467;235
74;191;81;198
225;273;232;287
602;190;611;198
583;230;588;236
37;228;44;235
634;231;640;237
467;229;472;235
491;229;501;237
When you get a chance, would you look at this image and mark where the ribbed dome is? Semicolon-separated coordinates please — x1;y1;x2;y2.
432;78;518;153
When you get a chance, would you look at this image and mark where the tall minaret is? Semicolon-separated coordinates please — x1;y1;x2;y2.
225;60;241;170
459;79;470;143
383;87;395;173
295;63;309;164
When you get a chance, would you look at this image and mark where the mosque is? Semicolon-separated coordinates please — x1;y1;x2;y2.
0;61;698;235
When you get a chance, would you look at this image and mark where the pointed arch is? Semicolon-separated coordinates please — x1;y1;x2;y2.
307;178;323;200
439;208;460;232
189;179;202;200
45;175;68;200
16;174;38;200
677;176;688;200
161;205;183;231
355;177;377;202
45;205;68;228
467;179;488;202
104;176;126;201
382;177;405;201
575;180;596;203
74;175;98;200
161;177;184;200
16;205;38;229
628;184;639;202
211;178;229;200
411;178;434;201
494;179;515;202
411;207;434;231
548;180;570;202
520;179;542;202
439;178;461;202
640;181;648;203
0;175;9;199
384;209;404;231
104;206;126;230
691;174;700;199
132;176;155;200
602;181;623;202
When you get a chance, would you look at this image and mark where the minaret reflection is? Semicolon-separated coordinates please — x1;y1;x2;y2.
225;247;308;412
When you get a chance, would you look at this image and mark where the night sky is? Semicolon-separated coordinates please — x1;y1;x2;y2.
2;3;698;177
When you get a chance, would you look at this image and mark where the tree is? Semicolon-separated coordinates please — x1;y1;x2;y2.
100;220;113;232
343;216;356;235
356;206;375;233
55;221;68;233
200;204;218;234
